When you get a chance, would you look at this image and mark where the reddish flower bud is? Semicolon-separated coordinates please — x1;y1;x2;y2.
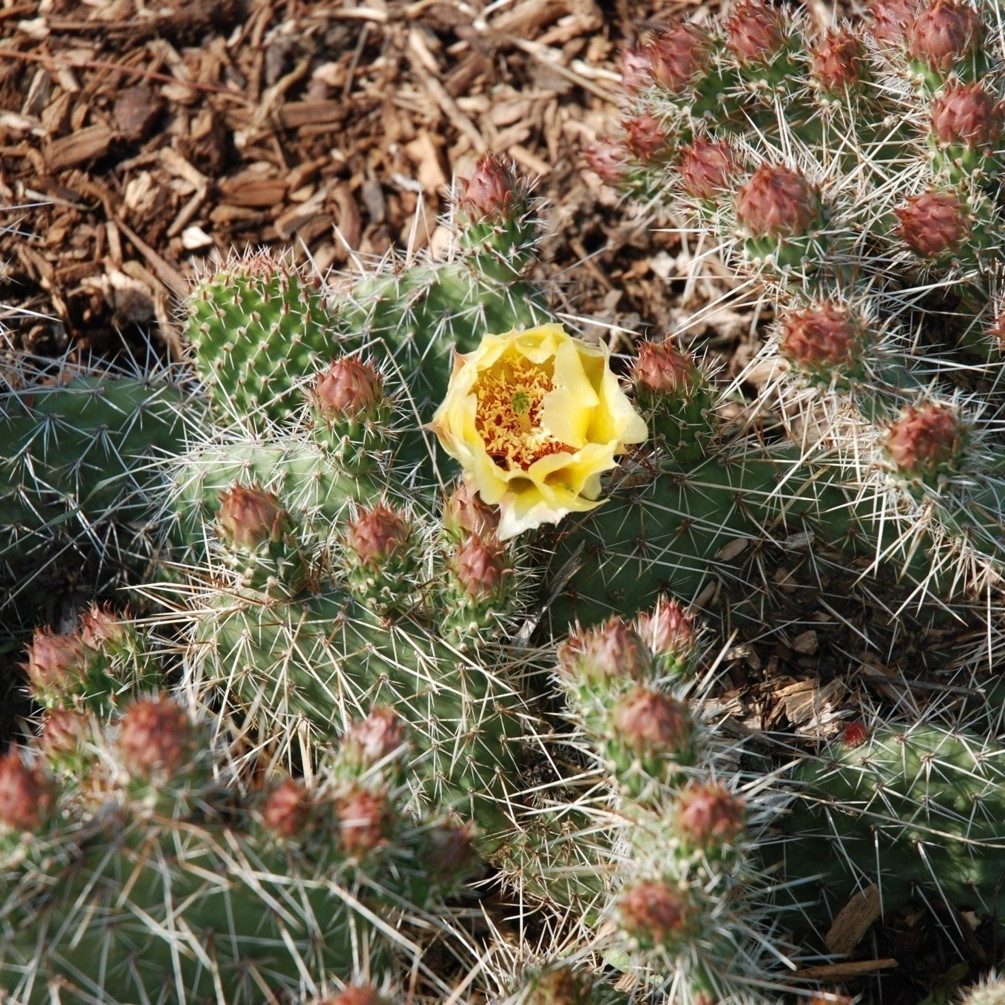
619;880;693;944
347;505;410;567
345;707;407;766
646;23;711;92
321;989;391;1005
0;751;55;833
80;603;129;650
931;83;1004;149
337;787;389;856
21;628;90;698
674;781;746;849
842;721;869;747
312;359;383;420
634;339;697;395
637;597;696;658
525;967;594;1005
725;0;787;64
217;485;286;550
617;46;653;91
613;687;693;754
453;534;508;600
38;709;88;759
443;480;499;539
460;153;520;220
869;0;922;44
895;190;970;257
584;136;630;185
779;302;864;368
558;617;648;682
886;402;962;474
907;0;983;72
623;114;667;162
679;137;739;201
118;697;195;779
736;165;821;238
812;29;865;91
428;823;475;877
262;779;312;838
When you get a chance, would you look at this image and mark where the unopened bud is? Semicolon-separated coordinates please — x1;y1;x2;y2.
0;750;55;833
886;402;963;474
634;339;697;395
617;46;652;91
637;597;696;659
557;617;649;682
584;137;630;185
443;480;499;539
842;721;869;747
674;781;746;850
21;628;90;699
321;988;391;1005
118;696;195;779
453;534;508;600
217;485;286;550
262;779;312;838
647;23;711;92
312;358;383;420
725;0;787;64
812;29;865;91
619;880;694;946
525;966;594;1005
38;709;88;760
337;787;389;856
460;153;521;220
779;302;864;368
345;707;407;766
80;603;129;649
679;137;739;201
736;165;821;238
347;505;410;567
869;0;922;44
613;687;693;755
622;114;667;162
895;190;970;257
931;83;1004;149
907;0;983;72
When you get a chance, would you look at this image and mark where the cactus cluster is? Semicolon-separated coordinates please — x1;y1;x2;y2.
5;28;1005;995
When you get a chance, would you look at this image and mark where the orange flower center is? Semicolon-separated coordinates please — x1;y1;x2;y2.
473;354;572;471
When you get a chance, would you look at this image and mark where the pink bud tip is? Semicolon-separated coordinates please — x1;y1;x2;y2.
619;880;693;943
613;686;693;754
345;707;407;765
895;190;970;257
811;29;865;90
637;597;696;658
617;45;653;91
21;628;89;697
674;781;746;849
118;697;195;779
736;165;820;239
779;301;863;367
886;402;962;474
38;709;88;759
725;0;787;64
907;0;983;72
646;23;711;92
80;603;128;649
0;750;54;833
453;534;508;600
347;505;410;567
634;339;697;395
262;779;312;838
217;485;286;550
931;83;1004;149
584;136;630;185
679;137;740;201
443;480;500;539
460;153;521;220
312;358;383;420
557;617;648;682
320;988;391;1005
622;114;667;162
842;721;869;747
869;0;922;44
337;787;389;856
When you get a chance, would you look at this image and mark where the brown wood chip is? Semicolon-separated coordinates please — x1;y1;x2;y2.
45;124;116;171
825;884;883;956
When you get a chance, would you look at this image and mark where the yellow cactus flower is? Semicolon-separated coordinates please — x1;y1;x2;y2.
430;324;648;539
